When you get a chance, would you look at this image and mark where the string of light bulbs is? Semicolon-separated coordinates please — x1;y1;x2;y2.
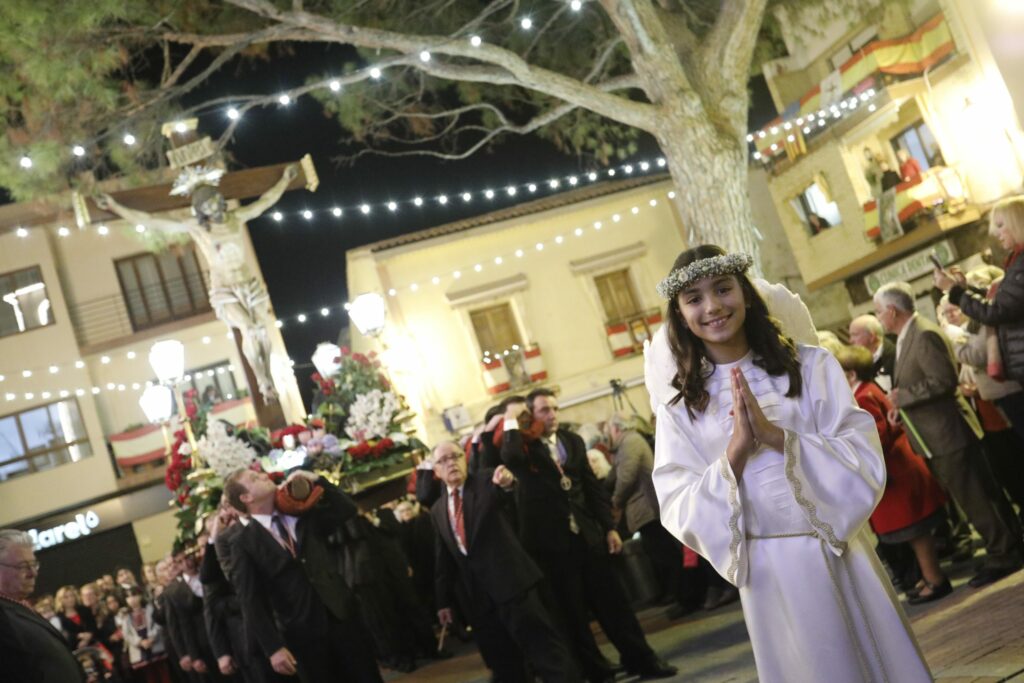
8;0;592;173
0;332;247;385
748;88;880;161
1;364;243;405
8;156;670;240
360;186;678;299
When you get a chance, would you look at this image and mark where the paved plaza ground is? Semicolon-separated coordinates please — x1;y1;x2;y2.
391;563;1024;682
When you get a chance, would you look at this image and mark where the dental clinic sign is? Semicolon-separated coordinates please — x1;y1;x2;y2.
28;510;101;550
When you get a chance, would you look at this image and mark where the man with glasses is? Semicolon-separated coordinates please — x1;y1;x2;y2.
0;528;86;681
431;441;578;682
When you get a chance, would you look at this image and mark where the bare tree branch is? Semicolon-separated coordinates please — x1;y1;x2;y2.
162;45;203;89
224;0;658;132
337;72;639;163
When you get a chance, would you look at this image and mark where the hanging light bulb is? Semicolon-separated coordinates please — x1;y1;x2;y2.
278;94;292;105
123;133;136;146
329;79;341;92
520;17;533;29
387;201;398;211
72;145;86;157
470;35;482;47
19;156;32;169
227;107;240;120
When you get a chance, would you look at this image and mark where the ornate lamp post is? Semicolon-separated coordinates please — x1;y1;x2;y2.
147;339;200;462
347;292;387;338
138;384;175;455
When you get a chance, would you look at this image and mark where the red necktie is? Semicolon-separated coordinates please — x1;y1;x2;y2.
272;514;297;558
452;489;467;550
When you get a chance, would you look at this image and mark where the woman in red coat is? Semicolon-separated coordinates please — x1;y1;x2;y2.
835;344;952;604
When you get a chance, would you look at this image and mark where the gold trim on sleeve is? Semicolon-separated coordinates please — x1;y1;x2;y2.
783;430;848;553
720;455;743;585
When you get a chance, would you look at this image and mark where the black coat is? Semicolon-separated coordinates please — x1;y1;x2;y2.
199;540;242;661
951;254;1024;381
432;469;543;613
500;428;613;557
231;478;358;659
163;576;215;664
1;598;86;683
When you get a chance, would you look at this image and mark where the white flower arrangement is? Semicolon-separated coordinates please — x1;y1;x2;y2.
656;253;753;299
345;389;401;442
197;419;258;479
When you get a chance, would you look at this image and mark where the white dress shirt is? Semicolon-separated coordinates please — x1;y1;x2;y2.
251;512;299;551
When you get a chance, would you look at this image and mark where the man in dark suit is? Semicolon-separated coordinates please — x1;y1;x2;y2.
501;390;677;682
431;440;578;683
224;468;382;682
849;314;896;392
875;282;1024;587
163;548;222;681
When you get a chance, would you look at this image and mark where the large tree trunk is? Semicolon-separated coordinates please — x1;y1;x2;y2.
656;115;762;272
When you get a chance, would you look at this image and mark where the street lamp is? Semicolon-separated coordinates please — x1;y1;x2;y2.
147;339;199;462
139;384;175;456
139;385;174;423
347;292;387;337
312;342;342;377
148;340;185;384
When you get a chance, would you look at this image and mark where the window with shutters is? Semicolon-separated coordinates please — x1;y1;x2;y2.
115;245;209;331
594;269;641;323
594;268;659;358
470;303;523;357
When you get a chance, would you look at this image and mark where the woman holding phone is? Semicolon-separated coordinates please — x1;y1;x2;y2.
935;196;1024;431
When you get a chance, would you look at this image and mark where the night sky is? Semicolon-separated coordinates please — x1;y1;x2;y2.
176;43;776;409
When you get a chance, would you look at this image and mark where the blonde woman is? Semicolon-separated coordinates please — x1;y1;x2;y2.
936;196;1024;432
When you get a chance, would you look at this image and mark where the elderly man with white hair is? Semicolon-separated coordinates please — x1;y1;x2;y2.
874;282;1024;588
849;313;896;392
0;529;87;681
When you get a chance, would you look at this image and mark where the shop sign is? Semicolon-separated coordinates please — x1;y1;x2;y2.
28;510;100;550
863;239;956;295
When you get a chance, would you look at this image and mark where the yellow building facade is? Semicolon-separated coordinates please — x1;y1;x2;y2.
346;178;693;445
0;206;301;565
758;0;1024;320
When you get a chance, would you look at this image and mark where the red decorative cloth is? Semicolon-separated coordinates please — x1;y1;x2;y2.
855;382;946;535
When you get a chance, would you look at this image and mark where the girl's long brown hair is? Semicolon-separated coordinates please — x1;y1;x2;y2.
665;245;802;418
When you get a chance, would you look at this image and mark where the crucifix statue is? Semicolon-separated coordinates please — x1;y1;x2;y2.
95;163;299;402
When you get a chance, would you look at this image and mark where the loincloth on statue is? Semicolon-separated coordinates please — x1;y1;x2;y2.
209;279;270;321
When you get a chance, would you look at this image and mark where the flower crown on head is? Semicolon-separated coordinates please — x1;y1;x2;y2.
656;252;754;299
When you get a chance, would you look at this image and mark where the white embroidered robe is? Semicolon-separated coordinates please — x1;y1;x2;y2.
652;345;932;683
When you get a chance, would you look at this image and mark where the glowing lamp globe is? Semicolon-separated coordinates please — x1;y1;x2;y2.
139;385;174;423
348;293;387;337
312;342;342;377
149;340;185;384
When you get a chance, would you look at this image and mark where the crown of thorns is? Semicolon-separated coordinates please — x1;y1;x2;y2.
656;253;753;299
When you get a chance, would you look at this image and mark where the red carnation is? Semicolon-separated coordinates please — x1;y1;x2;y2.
352;353;369;365
340;346;351;355
348;441;372;460
271;424;308;448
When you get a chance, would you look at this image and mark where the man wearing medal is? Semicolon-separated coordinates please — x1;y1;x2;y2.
500;390;677;683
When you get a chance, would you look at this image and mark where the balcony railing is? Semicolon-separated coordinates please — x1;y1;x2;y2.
862;166;969;241
752;12;954;164
606;308;663;358
481;345;547;395
68;275;211;348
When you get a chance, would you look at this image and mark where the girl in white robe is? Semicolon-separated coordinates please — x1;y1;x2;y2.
650;245;932;683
